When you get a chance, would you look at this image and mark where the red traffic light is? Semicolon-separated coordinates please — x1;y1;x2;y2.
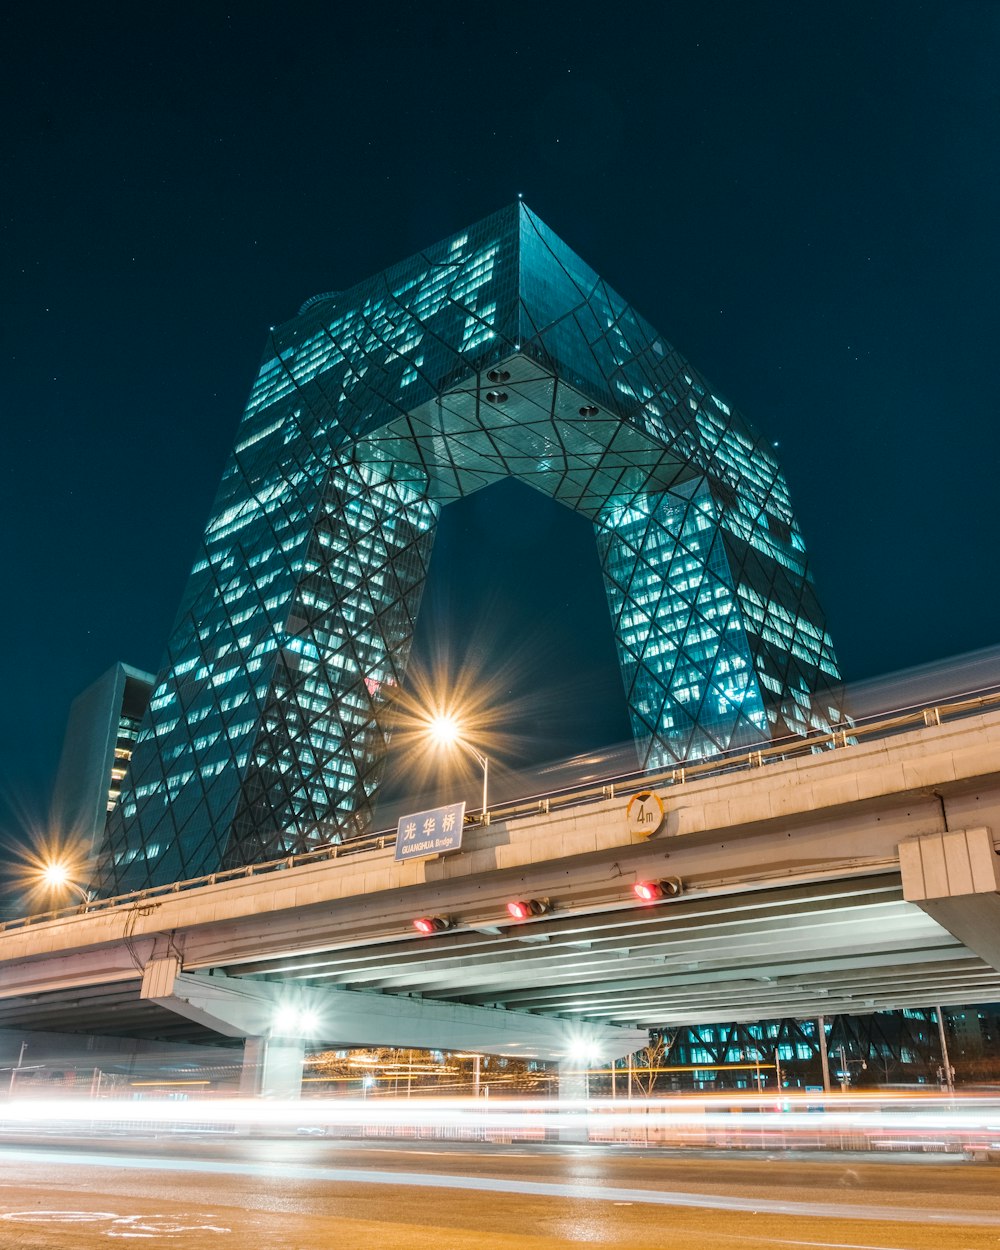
633;881;661;902
505;898;550;921
633;878;682;903
413;916;451;934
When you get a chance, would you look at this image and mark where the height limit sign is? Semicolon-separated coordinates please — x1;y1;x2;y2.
626;790;664;837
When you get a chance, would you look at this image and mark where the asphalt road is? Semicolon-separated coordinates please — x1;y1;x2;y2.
1;1135;998;1249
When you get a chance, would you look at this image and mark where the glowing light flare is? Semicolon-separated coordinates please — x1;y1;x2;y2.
417;702;490;814
34;855;91;904
41;861;73;890
4;824;93;917
271;1005;320;1037
371;637;548;803
565;1033;605;1064
427;713;461;746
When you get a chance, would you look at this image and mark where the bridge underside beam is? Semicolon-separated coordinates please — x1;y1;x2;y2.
140;960;648;1065
900;828;1000;971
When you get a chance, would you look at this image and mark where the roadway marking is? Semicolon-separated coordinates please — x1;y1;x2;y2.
2;1146;998;1230
0;1210;919;1250
0;1209;231;1237
764;1241;919;1250
698;1234;931;1250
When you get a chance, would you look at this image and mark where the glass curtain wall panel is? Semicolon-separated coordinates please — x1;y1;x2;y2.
98;204;841;894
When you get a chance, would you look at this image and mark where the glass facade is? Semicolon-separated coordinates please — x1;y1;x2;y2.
51;662;155;874
97;204;841;894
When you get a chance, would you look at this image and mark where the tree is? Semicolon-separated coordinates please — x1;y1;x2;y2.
628;1032;676;1097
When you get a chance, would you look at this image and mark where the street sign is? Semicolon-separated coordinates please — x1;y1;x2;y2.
394;801;466;862
626;790;664;837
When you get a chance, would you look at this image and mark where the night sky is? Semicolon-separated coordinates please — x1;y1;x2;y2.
2;2;999;842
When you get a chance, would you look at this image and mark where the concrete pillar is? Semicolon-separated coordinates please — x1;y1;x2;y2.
557;1060;589;1143
240;1036;306;1099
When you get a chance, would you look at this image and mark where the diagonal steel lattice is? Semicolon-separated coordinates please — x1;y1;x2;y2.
98;204;842;894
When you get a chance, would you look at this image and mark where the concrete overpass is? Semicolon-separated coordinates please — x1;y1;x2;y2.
2;695;999;1094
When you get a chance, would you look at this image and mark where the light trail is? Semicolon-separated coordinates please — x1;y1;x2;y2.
2;1092;999;1150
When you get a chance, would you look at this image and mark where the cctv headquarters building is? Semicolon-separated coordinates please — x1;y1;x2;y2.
96;204;841;897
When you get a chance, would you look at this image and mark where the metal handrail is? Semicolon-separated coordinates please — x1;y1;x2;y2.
3;688;999;935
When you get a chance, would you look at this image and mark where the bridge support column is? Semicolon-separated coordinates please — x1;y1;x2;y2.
557;1060;590;1143
240;1036;306;1099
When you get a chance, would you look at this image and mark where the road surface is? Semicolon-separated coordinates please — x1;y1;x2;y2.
1;1135;998;1248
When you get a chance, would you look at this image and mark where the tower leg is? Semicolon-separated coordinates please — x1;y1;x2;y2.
227;456;440;861
596;479;766;767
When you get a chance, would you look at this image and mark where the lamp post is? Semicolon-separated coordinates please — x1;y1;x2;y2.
935;1005;955;1095
836;1042;867;1091
427;715;489;818
7;1041;27;1096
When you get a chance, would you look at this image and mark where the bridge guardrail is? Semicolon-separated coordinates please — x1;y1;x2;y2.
3;687;999;934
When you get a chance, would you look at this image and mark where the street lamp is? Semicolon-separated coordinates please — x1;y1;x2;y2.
427;714;489;819
7;1041;27;1095
39;860;91;904
836;1043;867;1091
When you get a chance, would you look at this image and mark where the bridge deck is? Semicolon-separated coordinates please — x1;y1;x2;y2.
2;704;999;1045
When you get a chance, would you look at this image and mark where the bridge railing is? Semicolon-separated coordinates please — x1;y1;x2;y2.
3;687;999;934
